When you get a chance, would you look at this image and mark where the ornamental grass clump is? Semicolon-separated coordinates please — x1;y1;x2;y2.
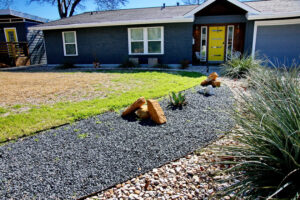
221;55;263;78
219;67;300;199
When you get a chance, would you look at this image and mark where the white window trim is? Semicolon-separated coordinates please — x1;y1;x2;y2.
226;25;234;61
62;31;78;56
200;26;207;62
128;26;164;55
4;27;18;42
251;18;300;58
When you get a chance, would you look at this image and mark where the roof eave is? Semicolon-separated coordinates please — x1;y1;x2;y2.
28;17;194;30
247;12;300;20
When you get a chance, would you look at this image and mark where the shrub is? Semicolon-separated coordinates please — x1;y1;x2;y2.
169;91;187;107
221;55;263;78
180;59;190;69
119;59;139;68
219;67;300;199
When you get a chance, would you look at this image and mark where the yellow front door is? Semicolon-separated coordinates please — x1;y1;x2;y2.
4;28;18;42
208;26;225;62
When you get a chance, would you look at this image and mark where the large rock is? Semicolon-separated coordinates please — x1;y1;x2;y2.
207;72;218;81
201;79;212;86
201;72;219;86
135;105;150;119
212;80;221;87
147;99;167;124
199;85;215;96
122;97;146;116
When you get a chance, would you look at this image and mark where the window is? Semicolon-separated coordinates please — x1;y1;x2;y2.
128;27;164;55
200;26;207;62
226;25;234;60
62;31;78;56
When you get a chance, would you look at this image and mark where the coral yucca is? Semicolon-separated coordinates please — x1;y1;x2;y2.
219;67;300;199
221;55;263;78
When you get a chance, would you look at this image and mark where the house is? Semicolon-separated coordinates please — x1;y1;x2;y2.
29;0;300;67
0;9;48;67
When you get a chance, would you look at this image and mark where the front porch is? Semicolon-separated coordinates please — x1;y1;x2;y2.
0;42;30;67
191;0;252;65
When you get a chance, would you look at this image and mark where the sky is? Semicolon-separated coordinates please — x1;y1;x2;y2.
7;0;188;20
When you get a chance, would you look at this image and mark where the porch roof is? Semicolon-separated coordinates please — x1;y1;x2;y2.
0;9;49;23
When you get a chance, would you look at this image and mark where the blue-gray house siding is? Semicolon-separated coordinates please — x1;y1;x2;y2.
44;23;193;65
255;24;300;65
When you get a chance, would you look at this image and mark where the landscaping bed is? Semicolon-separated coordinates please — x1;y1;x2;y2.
0;70;205;143
0;85;234;199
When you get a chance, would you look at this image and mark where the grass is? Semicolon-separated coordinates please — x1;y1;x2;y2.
218;67;300;199
0;107;8;114
0;71;123;107
0;70;206;143
77;133;89;139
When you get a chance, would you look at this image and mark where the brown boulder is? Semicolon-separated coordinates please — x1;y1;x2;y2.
147;99;167;124
122;97;146;116
208;72;219;81
212;81;221;87
201;79;212;86
135;105;150;119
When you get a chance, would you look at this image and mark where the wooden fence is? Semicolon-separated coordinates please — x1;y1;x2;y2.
0;42;30;67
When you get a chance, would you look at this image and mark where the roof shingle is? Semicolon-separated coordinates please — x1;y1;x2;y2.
31;0;300;30
34;5;197;28
245;0;300;14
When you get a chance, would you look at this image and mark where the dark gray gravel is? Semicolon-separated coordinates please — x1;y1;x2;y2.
0;86;234;199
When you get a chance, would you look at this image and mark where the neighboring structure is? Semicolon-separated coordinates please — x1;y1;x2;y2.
0;9;48;66
30;0;300;66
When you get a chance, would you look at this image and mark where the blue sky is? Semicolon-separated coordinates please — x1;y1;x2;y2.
9;0;186;20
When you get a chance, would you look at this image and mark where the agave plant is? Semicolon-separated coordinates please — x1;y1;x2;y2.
217;67;300;199
169;91;187;107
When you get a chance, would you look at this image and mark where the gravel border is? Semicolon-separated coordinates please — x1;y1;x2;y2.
0;85;234;199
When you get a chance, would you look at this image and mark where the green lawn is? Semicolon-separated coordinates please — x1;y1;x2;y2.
0;70;205;143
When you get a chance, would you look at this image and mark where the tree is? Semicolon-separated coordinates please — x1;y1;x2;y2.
0;0;13;8
182;0;205;5
29;0;128;18
0;0;128;18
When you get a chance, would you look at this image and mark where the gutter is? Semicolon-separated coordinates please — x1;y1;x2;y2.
28;17;194;31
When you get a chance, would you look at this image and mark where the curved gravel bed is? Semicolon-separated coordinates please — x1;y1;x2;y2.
0;85;234;199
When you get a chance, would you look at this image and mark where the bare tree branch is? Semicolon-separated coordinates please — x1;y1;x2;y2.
23;0;128;18
94;0;127;10
69;0;81;17
0;0;13;8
